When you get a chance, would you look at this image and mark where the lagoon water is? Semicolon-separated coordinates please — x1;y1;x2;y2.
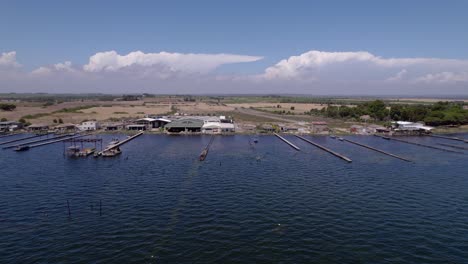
1;134;467;263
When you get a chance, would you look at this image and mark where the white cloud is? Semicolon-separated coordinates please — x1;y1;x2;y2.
2;50;468;95
83;50;263;73
413;71;468;83
0;51;21;68
262;50;468;83
386;69;408;82
31;61;75;76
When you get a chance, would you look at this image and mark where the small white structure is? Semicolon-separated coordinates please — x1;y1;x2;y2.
78;120;100;131
0;121;23;131
392;121;433;132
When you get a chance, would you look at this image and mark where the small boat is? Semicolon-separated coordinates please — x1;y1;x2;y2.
78;147;95;157
253;137;259;143
330;135;336;139
66;146;81;157
106;138;120;148
15;145;30;151
338;137;344;141
102;147;122;157
199;148;208;161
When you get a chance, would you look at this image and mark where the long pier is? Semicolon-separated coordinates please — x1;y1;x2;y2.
3;133;75;149
0;133;51;146
342;138;412;162
374;135;463;154
437;143;468;150
28;134;88;149
97;132;144;155
295;135;352;162
274;133;300;151
430;134;467;143
200;135;215;161
0;133;21;139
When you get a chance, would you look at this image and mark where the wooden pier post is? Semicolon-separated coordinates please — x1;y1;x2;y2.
67;199;71;217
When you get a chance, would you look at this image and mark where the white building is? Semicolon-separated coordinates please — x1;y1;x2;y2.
392;121;433;132
77;120;100;131
201;116;235;134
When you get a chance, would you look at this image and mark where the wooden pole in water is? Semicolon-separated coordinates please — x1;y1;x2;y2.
375;135;463;154
295;135;352;162
99;200;102;216
342;138;412;162
67;199;71;217
274;133;300;151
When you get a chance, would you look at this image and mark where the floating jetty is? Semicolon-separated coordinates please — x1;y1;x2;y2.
295;135;352;163
200;135;215;161
0;133;21;139
436;143;468;150
274;133;300;151
341;138;412;162
27;134;88;149
374;135;463;154
96;132;144;156
0;133;51;146
3;133;75;149
430;134;468;143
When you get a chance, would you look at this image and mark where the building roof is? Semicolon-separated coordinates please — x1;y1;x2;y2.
28;124;49;128
165;118;204;128
0;121;21;125
155;117;171;123
312;121;328;125
136;117;157;122
55;123;77;128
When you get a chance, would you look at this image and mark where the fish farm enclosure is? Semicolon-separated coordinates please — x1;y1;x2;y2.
1;133;468;263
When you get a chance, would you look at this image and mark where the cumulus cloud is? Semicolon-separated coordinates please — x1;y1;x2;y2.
1;49;468;95
83;50;263;74
31;61;75;75
386;69;408;82
0;51;21;69
413;71;468;83
262;50;468;84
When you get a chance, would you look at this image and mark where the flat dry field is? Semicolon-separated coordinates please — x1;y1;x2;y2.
0;100;170;125
0;101;357;125
226;103;353;114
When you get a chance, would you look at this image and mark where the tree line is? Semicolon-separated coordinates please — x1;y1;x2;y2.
310;100;468;126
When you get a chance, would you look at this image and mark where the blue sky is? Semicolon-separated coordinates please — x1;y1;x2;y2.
1;0;468;95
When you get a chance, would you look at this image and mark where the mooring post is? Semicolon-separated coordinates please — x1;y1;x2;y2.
67;199;71;217
99;200;102;216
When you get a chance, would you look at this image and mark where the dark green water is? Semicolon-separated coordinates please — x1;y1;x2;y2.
1;134;467;263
